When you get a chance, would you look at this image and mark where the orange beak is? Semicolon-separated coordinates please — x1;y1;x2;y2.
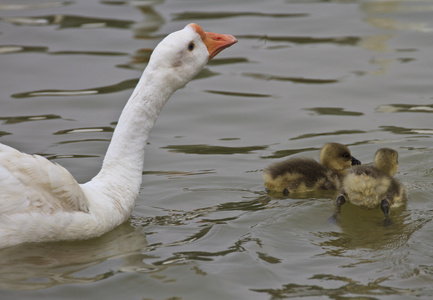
189;23;237;60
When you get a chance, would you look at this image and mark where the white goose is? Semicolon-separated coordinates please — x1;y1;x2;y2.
0;23;237;248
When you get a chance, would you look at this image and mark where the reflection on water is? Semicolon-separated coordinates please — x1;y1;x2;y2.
172;11;308;20
217;196;271;212
142;169;216;179
322;204;412;250
53;127;114;135
376;104;433;113
2;15;133;29
208;57;249;66
0;45;127;56
124;0;166;38
305;107;363;116
11;79;139;98
162;144;268;155
0;1;71;11
261;146;319;159
380;126;433;136
0;223;149;290
0;131;11;138
244;72;339;84
362;1;433;32
205;89;271;98
367;17;432;32
290;130;366;141
154;232;255;265
0;45;48;55
240;34;360;46
0;114;62;125
252;275;419;299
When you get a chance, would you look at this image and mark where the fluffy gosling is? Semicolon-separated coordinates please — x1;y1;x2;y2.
335;148;407;224
263;143;361;195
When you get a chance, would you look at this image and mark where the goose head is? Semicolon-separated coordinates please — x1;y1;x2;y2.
374;148;399;177
319;143;361;172
145;23;237;90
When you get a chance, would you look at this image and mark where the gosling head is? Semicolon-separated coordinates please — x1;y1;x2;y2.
374;148;399;177
319;143;361;172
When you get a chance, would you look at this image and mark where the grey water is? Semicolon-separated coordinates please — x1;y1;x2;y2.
1;0;433;299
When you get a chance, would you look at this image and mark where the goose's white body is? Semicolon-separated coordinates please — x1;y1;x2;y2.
0;23;237;248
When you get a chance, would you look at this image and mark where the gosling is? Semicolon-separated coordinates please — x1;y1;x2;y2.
263;143;361;195
335;148;407;224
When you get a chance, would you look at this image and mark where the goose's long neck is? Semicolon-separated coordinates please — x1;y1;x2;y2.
88;68;177;204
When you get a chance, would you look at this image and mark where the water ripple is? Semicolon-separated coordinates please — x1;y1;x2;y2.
57;138;109;145
0;131;11;138
261;147;318;160
0;45;127;56
153;234;260;265
252;276;421;299
142;170;217;179
0;114;63;124
2;15;133;29
380;126;433;136
0;223;148;290
205;90;271;98
239;34;360;46
0;45;47;54
54;127;114;135
376;104;433;113
218;197;271;212
0;1;72;11
41;154;100;160
162;144;268;155
208;57;249;66
305;107;364;116
172;11;308;20
290;129;366;141
244;72;340;84
11;79;138;98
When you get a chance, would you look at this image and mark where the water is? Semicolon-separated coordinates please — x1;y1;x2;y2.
1;0;433;299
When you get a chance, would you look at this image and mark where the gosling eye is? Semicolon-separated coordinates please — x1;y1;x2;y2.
188;41;195;51
342;152;351;160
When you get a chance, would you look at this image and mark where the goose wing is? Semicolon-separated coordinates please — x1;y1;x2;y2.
0;143;89;215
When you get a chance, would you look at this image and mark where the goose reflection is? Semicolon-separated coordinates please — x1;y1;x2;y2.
0;223;149;290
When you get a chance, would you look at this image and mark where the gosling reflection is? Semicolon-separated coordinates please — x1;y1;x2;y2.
320;203;410;251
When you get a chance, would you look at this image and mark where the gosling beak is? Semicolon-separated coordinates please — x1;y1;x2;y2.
351;156;361;166
188;23;238;60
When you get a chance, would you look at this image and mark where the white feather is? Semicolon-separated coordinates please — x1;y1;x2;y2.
0;24;237;248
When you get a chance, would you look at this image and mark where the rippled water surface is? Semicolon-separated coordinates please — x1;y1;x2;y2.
1;0;433;299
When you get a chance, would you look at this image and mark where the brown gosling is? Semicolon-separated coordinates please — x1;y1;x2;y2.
263;143;361;195
335;148;407;224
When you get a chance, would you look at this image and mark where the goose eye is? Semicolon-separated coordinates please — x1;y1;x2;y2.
342;153;350;159
188;42;195;51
